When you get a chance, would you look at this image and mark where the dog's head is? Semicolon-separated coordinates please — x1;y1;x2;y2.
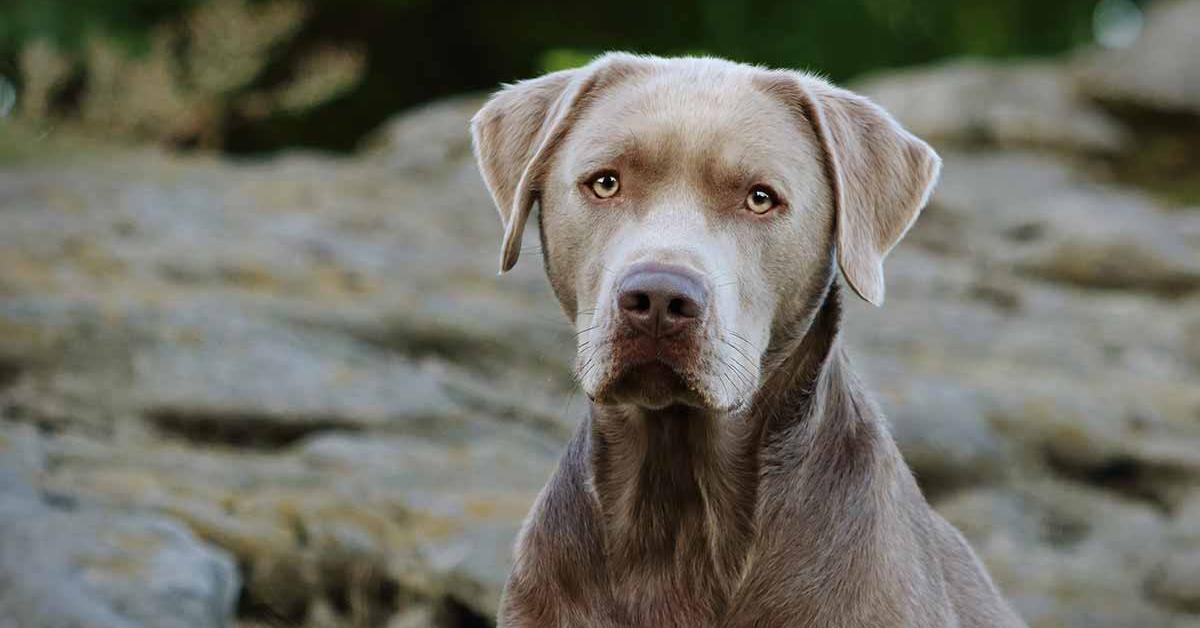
471;54;939;412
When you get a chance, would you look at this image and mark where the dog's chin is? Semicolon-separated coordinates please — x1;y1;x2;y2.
592;360;709;410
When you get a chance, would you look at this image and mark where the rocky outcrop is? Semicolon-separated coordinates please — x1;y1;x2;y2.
856;60;1128;154
2;10;1199;626
0;425;239;628
1076;0;1200;115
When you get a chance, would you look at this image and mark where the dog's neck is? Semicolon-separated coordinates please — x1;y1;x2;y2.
589;400;760;598
585;281;847;605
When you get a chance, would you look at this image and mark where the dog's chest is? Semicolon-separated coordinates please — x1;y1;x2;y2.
596;507;746;627
588;413;757;626
605;559;734;628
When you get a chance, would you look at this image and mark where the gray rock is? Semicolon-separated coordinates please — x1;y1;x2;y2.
1149;549;1200;613
855;60;1127;153
0;508;240;628
928;149;1200;296
0;426;239;628
854;355;1010;496
938;481;1171;628
361;95;486;174
1147;491;1200;613
30;423;560;624
1076;0;1200;114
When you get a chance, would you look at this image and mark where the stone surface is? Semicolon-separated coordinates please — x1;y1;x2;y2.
1076;0;1200;114
2;40;1200;628
937;481;1171;628
855;60;1128;153
0;424;240;628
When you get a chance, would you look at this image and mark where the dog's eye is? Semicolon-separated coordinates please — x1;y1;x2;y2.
591;173;620;199
746;186;778;214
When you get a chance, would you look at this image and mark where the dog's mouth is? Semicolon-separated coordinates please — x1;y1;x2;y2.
593;359;705;410
588;329;711;409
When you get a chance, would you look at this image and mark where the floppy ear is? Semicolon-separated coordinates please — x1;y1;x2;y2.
470;55;643;272
765;73;941;306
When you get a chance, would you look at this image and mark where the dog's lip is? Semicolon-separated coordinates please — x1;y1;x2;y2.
607;349;690;382
594;357;711;409
607;355;682;383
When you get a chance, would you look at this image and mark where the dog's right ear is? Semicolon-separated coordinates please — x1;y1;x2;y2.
757;71;940;306
471;55;644;272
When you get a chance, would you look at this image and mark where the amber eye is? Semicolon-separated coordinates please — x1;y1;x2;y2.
591;173;620;199
746;185;778;214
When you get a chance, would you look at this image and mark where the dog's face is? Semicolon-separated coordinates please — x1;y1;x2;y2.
473;55;939;411
534;68;834;411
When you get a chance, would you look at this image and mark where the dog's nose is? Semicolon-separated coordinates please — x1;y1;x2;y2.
617;266;708;338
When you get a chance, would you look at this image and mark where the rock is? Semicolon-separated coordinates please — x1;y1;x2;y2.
1076;0;1200;114
0;425;239;628
30;421;561;625
0;423;45;507
130;304;459;438
850;149;1200;513
938;481;1172;628
1146;491;1200;613
855;356;1010;497
388;604;437;628
1021;238;1200;295
361;95;486;174
1149;550;1200;613
0;507;241;628
927;149;1200;296
296;432;558;618
0;111;576;624
855;60;1127;153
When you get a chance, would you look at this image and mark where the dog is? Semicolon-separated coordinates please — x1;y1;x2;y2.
470;53;1026;628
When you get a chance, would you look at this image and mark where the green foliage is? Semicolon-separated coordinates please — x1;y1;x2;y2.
0;0;197;57
515;0;1101;80
0;0;1114;152
7;0;366;150
539;49;601;74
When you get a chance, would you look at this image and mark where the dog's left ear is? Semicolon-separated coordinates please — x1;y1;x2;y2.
471;54;646;272
764;73;941;306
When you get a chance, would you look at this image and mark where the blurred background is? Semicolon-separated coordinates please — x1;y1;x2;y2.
0;0;1198;627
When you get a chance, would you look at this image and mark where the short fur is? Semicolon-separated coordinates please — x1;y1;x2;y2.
471;54;1025;628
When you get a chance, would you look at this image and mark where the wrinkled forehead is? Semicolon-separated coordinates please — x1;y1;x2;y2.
562;65;818;184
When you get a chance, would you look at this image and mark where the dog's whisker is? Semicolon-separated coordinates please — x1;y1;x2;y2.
574;337;614;384
577;357;595;380
719;357;752;392
716;371;733;404
721;336;761;374
723;328;763;354
579;351;605;383
724;355;753;391
717;368;738;399
725;328;757;346
719;354;754;389
719;335;758;367
730;367;753;391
